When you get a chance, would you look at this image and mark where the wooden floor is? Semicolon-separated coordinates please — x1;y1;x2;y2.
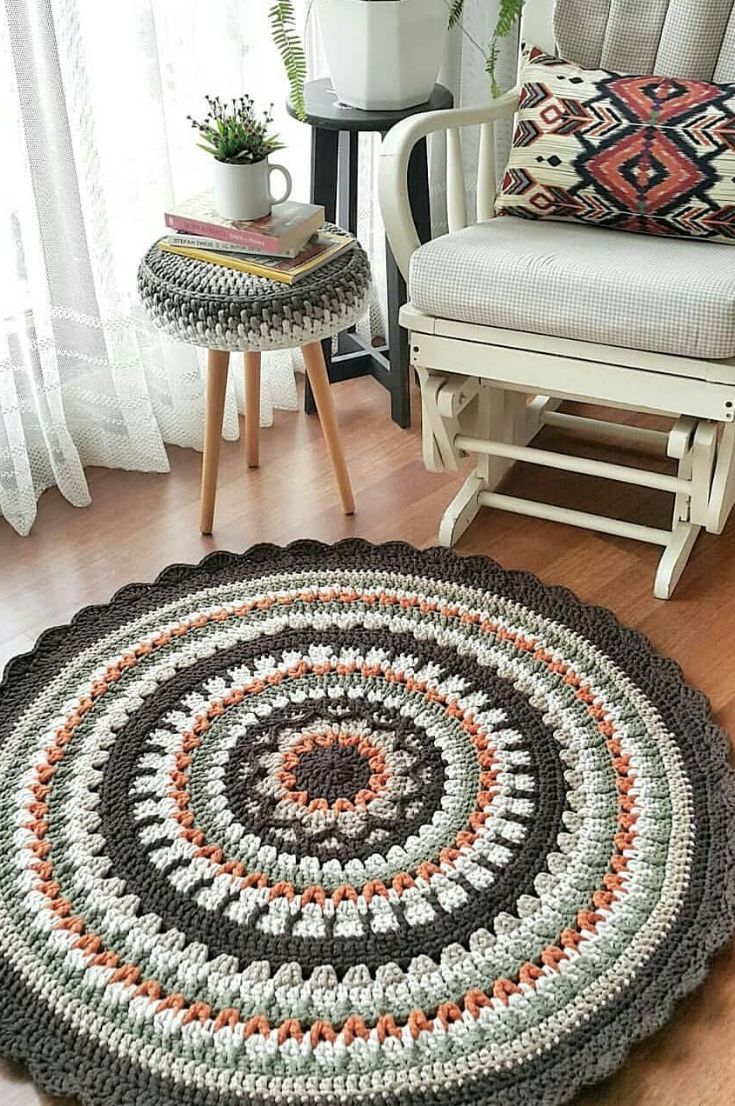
1;377;733;1106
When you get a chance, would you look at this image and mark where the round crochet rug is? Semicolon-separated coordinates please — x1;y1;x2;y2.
1;542;733;1106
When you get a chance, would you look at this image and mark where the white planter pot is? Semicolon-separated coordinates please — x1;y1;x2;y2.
212;157;292;222
316;0;448;112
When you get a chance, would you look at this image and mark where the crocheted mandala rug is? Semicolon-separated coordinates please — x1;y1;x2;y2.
1;542;733;1106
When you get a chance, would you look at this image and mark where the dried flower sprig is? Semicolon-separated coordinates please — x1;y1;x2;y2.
188;95;285;164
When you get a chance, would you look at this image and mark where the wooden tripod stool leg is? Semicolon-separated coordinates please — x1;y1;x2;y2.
301;341;355;514
244;352;261;468
199;349;230;535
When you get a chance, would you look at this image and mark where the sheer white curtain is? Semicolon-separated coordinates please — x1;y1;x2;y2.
1;0;516;537
1;0;311;536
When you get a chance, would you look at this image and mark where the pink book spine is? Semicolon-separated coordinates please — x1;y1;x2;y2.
164;212;279;252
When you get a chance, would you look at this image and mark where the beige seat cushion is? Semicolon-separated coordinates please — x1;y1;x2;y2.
408;219;735;360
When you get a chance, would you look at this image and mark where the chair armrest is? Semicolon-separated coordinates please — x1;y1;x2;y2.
378;89;520;280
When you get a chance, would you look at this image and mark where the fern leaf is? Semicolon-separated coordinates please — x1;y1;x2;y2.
485;41;502;99
447;0;466;28
268;1;307;121
494;0;526;41
488;0;525;97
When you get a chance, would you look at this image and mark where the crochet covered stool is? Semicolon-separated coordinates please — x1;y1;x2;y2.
137;230;372;533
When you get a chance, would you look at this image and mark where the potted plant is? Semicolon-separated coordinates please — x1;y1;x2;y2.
188;95;292;221
317;0;448;111
269;0;527;117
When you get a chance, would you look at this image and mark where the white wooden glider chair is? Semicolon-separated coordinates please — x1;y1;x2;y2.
379;0;735;598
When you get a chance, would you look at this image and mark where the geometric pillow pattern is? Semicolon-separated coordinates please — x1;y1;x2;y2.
496;45;735;243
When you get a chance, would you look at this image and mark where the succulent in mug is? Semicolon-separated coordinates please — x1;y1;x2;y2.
188;95;285;164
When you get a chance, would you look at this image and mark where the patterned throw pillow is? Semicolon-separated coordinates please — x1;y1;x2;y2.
496;45;735;242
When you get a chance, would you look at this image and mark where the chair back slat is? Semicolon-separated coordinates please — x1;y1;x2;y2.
715;14;735;81
476;122;496;223
447;128;468;232
555;0;735;80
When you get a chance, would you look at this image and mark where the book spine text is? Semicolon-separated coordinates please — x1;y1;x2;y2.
163;213;279;252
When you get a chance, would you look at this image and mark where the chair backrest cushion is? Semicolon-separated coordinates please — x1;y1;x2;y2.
495;45;735;244
554;0;735;82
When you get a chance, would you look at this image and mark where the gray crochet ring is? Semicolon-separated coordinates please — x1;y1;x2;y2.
137;229;372;352
0;541;733;1106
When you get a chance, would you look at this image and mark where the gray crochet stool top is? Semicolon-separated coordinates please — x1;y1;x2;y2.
137;228;372;353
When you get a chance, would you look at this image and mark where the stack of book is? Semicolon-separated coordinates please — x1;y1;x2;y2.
159;192;354;285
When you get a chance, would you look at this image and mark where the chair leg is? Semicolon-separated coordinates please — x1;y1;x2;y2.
654;522;700;600
439;473;485;547
244;352;261;469
436;385;523;547
301;341;355;514
200;350;230;535
708;422;735;534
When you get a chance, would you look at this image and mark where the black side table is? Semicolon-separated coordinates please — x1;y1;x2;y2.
288;79;454;428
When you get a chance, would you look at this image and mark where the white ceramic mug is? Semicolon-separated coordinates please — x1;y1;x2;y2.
213;157;292;222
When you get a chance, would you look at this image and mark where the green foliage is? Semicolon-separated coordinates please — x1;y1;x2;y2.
447;0;466;28
488;0;526;96
485;40;502;98
495;0;527;37
269;1;307;121
447;0;527;97
188;96;284;164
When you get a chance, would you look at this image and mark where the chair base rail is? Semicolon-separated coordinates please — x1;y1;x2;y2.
454;433;691;495
420;359;732;599
539;409;670;451
439;477;698;601
477;491;672;547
